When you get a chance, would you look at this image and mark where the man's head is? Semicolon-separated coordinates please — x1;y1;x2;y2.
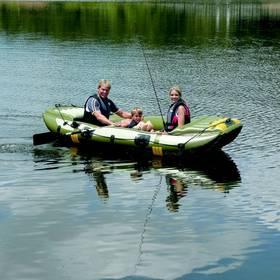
98;79;111;99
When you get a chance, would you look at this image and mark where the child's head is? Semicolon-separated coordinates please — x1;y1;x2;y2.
131;107;143;123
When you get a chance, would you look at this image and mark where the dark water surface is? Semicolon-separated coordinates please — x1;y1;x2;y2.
0;1;280;279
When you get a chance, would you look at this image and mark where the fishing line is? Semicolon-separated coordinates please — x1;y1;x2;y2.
139;40;166;128
134;174;163;274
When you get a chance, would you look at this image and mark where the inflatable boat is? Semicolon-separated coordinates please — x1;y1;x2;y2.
36;105;242;157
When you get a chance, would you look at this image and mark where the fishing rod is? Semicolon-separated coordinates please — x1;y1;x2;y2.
140;41;166;128
55;104;79;128
55;104;68;126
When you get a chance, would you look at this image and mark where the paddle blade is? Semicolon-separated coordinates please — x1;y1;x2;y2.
33;132;58;145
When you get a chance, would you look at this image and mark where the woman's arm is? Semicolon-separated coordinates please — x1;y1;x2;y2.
177;105;186;128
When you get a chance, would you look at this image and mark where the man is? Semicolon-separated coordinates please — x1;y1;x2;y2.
83;79;131;126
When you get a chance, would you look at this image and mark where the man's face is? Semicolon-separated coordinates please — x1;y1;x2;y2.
98;85;110;99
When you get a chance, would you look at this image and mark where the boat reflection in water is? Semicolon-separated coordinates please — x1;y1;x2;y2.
79;148;241;212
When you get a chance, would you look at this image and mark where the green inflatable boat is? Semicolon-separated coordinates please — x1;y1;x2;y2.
38;105;242;157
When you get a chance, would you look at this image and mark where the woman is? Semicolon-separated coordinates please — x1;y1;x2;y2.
165;86;191;132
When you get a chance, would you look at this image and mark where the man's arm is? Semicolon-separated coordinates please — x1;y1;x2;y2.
92;111;115;126
115;109;131;119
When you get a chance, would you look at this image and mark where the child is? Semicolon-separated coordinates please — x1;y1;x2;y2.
117;107;154;132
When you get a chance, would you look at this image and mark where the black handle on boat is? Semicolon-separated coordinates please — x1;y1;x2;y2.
33;132;58;146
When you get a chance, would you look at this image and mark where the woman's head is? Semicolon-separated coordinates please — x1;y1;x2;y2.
169;85;182;103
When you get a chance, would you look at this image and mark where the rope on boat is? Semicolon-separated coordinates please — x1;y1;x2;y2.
180;118;233;146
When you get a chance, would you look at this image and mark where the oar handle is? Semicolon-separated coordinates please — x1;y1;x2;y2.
33;132;58;145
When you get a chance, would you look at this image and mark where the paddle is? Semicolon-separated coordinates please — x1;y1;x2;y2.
33;127;95;146
33;132;58;145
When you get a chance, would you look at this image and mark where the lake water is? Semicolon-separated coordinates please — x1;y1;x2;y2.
0;1;280;279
